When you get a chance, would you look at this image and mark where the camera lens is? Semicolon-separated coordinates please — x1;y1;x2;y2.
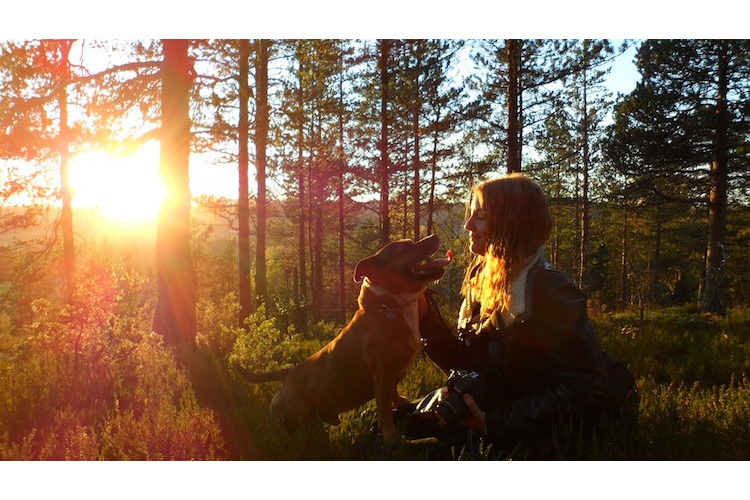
433;371;482;426
435;392;471;425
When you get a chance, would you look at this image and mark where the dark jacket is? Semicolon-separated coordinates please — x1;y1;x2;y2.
419;259;609;445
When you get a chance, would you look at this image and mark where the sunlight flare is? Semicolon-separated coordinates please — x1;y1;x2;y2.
69;143;165;223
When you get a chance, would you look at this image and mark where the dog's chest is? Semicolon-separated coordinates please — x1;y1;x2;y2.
400;303;420;344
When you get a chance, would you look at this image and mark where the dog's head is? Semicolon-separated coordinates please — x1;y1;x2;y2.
353;234;451;293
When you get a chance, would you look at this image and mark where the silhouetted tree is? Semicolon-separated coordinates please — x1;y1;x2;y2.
153;39;197;348
378;39;392;246
238;39;252;326
255;39;270;311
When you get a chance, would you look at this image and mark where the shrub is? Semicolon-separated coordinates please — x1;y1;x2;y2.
229;304;319;373
0;255;227;460
196;292;243;359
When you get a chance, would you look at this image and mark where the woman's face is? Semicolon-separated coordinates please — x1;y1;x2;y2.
464;195;491;256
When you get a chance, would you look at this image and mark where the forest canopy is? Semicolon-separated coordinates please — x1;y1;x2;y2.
1;39;748;328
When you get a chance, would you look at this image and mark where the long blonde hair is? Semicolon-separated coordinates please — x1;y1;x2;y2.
462;173;552;320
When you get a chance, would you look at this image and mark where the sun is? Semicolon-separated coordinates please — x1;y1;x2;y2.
69;142;165;223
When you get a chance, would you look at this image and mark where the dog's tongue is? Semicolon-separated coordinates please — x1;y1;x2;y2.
422;250;452;270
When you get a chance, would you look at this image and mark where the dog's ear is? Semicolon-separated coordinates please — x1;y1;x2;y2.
353;258;372;283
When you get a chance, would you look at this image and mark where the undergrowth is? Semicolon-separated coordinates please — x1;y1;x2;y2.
1;256;748;460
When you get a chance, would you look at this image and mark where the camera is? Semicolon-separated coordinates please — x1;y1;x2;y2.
434;370;496;427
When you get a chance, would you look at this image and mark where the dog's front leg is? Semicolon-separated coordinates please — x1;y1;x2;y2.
373;373;398;443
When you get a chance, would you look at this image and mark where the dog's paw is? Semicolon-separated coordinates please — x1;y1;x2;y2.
381;423;398;444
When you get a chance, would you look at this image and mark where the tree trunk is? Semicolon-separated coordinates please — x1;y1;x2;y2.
337;52;347;325
702;41;729;316
574;163;583;286
650;201;663;305
296;58;308;330
517;50;523;170
310;50;324;322
579;48;590;291
238;39;252;327
426;123;438;236
313;168;324;320
58;39;74;304
402;174;408;240
412;106;421;241
620;204;628;311
153;39;197;348
506;39;521;173
255;39;270;310
412;48;422;241
379;39;391;246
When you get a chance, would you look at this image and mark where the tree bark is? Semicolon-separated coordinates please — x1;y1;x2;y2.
153;39;197;348
255;39;270;310
412;45;422;241
506;39;521;173
650;201;663;305
426;118;439;236
296;55;308;329
58;39;74;304
238;39;252;327
702;41;729;316
620;204;628;311
379;39;391;246
579;44;590;290
412;103;421;241
337;50;347;325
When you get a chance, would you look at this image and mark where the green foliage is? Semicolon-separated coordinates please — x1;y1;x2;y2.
0;255;226;460
222;305;749;460
197;292;243;359
2;243;749;459
229;303;321;373
594;306;750;387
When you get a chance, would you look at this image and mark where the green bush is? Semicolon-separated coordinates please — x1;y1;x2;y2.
0;256;226;460
229;304;322;373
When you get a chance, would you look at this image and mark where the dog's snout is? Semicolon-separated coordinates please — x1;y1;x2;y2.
417;234;441;254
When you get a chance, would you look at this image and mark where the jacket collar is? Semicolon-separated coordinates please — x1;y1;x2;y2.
499;245;546;326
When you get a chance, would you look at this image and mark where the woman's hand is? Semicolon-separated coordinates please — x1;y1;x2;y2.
460;394;487;434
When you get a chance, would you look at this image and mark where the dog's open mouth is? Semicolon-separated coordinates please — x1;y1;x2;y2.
412;250;453;279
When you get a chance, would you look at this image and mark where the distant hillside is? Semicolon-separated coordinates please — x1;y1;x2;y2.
0;205;240;248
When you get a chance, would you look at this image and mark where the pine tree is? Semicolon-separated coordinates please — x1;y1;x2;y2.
610;40;750;315
378;39;392;246
254;39;270;311
153;39;197;348
562;39;613;290
237;39;253;327
0;40;77;302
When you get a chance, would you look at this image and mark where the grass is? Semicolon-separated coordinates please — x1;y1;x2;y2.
1;262;748;460
198;304;749;460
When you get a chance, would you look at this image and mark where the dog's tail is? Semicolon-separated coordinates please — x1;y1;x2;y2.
234;364;291;383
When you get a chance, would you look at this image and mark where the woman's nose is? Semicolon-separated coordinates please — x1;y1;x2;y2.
464;216;474;232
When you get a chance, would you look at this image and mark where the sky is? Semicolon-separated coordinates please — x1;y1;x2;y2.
604;42;640;96
188;41;641;200
1;36;644;215
34;38;646;215
5;0;745;39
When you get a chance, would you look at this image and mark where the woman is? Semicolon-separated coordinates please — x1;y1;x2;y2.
413;173;611;453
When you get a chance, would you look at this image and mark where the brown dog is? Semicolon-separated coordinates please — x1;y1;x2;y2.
235;234;451;442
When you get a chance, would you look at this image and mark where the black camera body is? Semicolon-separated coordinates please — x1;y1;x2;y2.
434;370;496;427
